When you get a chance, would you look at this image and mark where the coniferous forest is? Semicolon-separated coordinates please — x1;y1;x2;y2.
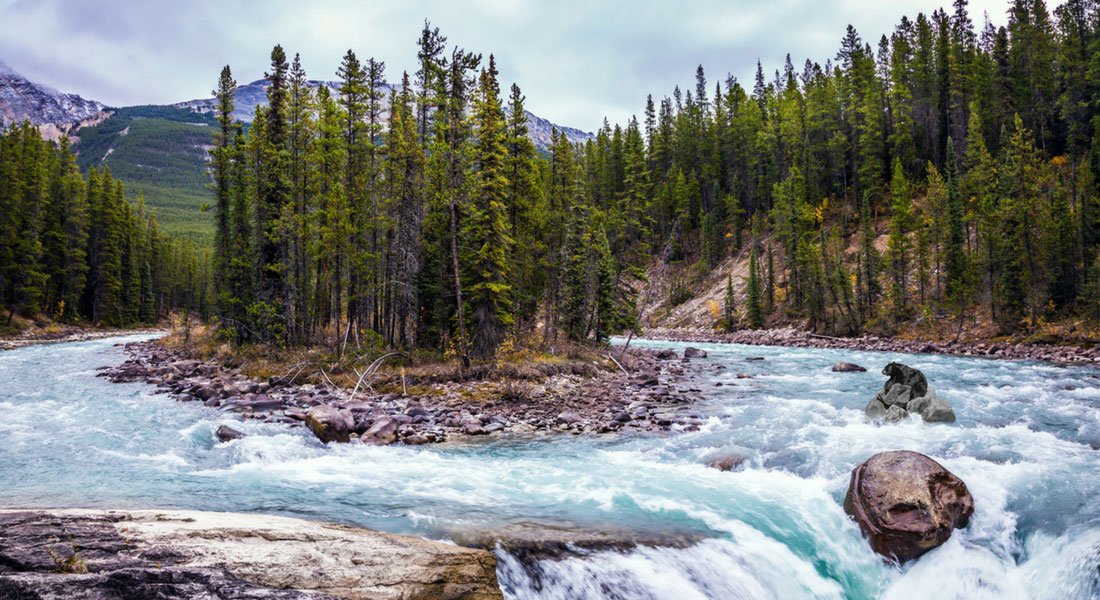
211;1;1100;362
0;123;207;328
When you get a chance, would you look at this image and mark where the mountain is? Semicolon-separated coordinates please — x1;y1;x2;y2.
175;78;594;149
0;60;106;137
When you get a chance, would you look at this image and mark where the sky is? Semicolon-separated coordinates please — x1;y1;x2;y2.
0;0;1018;132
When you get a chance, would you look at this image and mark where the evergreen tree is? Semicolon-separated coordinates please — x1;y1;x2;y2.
464;56;513;360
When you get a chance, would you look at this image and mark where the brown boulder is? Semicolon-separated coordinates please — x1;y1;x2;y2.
843;450;973;562
305;405;355;444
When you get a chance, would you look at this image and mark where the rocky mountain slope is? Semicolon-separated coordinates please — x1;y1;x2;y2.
0;60;105;137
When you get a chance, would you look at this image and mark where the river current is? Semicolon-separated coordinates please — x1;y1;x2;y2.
1;334;1099;599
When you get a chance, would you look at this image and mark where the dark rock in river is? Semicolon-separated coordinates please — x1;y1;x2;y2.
706;454;747;471
684;347;708;358
215;425;246;443
843;450;974;562
305;405;355;444
832;362;868;372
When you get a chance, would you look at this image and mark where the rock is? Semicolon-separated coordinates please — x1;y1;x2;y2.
215;425;246;443
884;405;909;422
361;417;399;445
865;397;888;419
832;362;867;372
684;347;708;359
556;411;583;425
883;383;912;407
843;451;974;562
654;349;678;360
745;356;765;361
706;454;747;471
916;391;956;422
0;509;502;600
882;363;928;398
305;405;355;444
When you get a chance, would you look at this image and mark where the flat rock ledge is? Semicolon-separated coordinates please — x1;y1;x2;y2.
0;509;501;600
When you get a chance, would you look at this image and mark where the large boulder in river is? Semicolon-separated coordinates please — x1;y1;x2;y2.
843;451;974;562
305;405;355;443
684;347;708;358
832;362;867;372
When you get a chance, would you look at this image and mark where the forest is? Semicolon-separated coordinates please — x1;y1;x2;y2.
211;0;1100;362
0;122;208;328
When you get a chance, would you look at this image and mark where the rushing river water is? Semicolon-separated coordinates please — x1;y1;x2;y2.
2;334;1100;599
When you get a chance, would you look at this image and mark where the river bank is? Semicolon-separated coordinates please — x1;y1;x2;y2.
0;509;501;599
643;326;1100;365
0;323;165;351
101;338;716;446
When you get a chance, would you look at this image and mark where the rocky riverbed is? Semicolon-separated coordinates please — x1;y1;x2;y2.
644;326;1100;364
0;509;501;599
100;340;716;446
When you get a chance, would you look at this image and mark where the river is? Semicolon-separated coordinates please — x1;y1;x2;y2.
1;334;1099;599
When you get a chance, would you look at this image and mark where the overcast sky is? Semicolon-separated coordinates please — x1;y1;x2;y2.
1;0;1019;132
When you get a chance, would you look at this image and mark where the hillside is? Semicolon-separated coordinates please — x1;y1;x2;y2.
73;106;216;243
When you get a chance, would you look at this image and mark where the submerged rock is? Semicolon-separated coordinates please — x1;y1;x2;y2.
215;425;246;443
843;451;974;562
832;362;867;372
706;453;747;471
0;509;502;600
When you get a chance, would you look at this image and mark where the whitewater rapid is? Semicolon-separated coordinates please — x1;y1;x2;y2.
1;334;1098;599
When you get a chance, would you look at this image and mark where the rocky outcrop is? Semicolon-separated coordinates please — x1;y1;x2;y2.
843;451;974;562
683;347;708;358
0;509;501;600
832;362;867;372
865;363;956;423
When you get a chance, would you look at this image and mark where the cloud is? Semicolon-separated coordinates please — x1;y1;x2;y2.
0;0;1028;132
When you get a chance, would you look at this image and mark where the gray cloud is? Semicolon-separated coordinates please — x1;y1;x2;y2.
0;0;1017;131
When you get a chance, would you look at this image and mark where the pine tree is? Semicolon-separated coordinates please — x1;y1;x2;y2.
886;158;913;313
464;56;513;360
212;65;236;324
746;245;764;328
723;274;737;329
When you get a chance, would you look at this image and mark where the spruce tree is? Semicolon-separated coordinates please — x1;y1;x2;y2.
464;55;513;360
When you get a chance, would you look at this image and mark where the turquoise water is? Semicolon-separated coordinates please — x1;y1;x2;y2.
1;334;1099;599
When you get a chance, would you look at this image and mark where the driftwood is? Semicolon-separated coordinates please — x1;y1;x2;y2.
608;351;630;375
808;333;848;342
351;352;407;399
